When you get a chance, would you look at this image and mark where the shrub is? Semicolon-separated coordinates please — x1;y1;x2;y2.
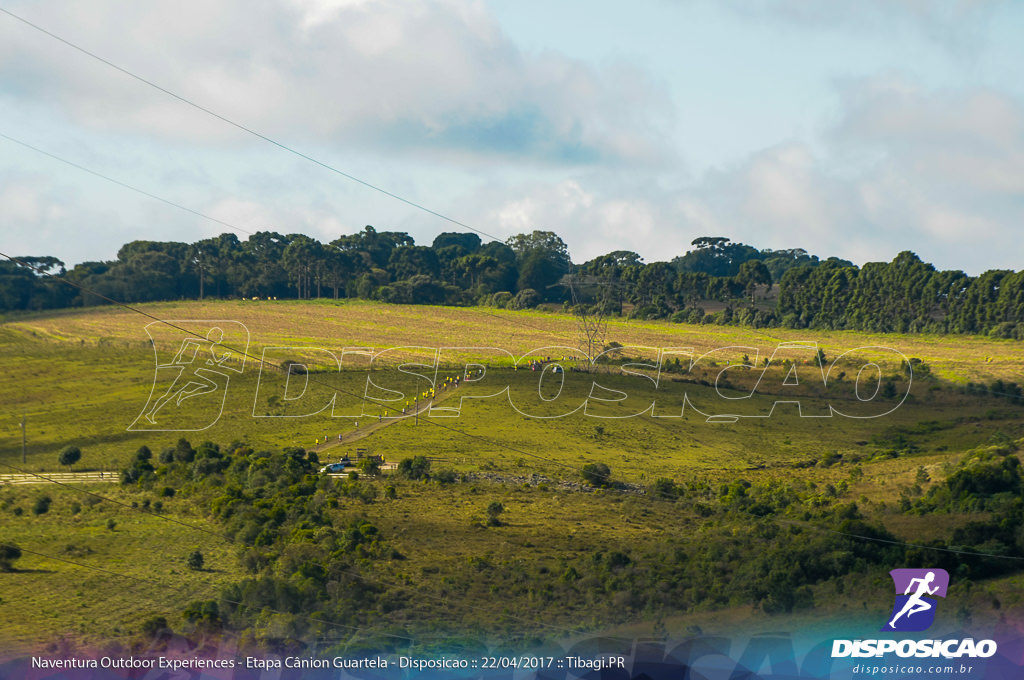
182;600;221;630
0;542;21;571
140;615;170;639
174;438;196;463
490;291;513;308
509;289;541;310
187;549;205;571
652;478;678;499
357;457;380;476
32;495;52;516
581;462;611;487
486;502;505;526
434;469;457;485
397;456;431;481
58;446;82;470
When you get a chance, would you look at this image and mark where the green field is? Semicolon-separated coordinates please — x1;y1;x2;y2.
1;300;1023;655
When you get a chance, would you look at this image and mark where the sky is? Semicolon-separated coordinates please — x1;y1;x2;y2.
1;0;1023;275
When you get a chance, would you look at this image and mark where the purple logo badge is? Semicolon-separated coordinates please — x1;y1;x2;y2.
882;568;949;632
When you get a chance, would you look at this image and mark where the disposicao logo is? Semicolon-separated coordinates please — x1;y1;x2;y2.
831;568;998;659
882;568;949;632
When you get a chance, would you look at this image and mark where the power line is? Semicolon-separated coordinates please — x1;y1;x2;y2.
0;5;506;246
0;251;594;477
0;461;221;538
0;6;602;344
0;253;607;639
4;257;1022;647
7;0;1009;646
5;248;1021;504
0;3;1015;603
775;519;1024;562
13;546;420;645
6;257;1019;571
7;245;1020;493
0;132;258;238
0;130;568;338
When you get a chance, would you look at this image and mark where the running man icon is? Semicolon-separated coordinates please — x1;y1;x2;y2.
130;321;249;432
889;572;938;628
882;568;949;632
143;327;230;424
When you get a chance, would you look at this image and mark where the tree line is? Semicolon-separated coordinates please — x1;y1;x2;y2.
0;229;845;315
778;250;1024;336
4;228;1024;337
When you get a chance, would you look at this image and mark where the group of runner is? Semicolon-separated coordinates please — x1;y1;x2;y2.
308;372;480;448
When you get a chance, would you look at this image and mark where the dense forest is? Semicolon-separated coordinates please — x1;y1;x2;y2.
3;228;1024;337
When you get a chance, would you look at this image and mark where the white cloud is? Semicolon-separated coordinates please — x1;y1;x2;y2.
0;0;674;166
657;75;1024;273
716;0;1008;54
834;77;1024;195
453;68;1024;274
467;177;685;264
2;3;1021;278
0;176;65;226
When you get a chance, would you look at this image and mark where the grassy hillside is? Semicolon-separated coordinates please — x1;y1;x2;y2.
2;298;1021;470
1;300;1023;654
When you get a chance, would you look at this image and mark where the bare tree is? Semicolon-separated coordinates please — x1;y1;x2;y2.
566;272;609;365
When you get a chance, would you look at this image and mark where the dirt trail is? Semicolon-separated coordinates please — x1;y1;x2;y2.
310;378;466;456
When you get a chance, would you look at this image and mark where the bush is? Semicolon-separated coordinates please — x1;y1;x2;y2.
357;457;380;477
490;291;513;308
280;360;307;375
140;615;170;639
397;456;431;481
818;451;841;468
59;446;82;469
652;478;678;499
630;304;665;320
121;457;155;486
882;380;898;399
485;502;504;526
988;322;1021;339
508;289;541;310
32;495;52;516
581;462;611;487
174;438;196;463
434;469;457;485
0;542;22;571
187;549;205;571
182;600;221;630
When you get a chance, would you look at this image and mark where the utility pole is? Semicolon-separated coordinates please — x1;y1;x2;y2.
21;414;26;464
415;394;418;426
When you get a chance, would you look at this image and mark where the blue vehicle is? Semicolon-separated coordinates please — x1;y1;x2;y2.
319;457;352;473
